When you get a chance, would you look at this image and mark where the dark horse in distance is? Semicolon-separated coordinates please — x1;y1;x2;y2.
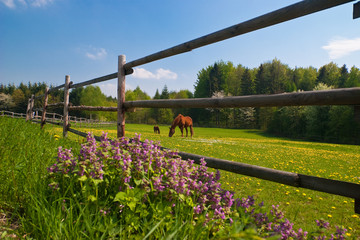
169;114;193;138
154;126;160;134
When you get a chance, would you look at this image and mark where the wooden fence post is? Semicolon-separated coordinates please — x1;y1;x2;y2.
63;75;70;137
26;98;31;121
117;55;126;138
29;94;35;121
41;87;49;128
354;105;360;123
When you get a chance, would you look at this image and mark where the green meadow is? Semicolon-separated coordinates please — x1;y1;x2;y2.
47;123;360;236
1;118;359;238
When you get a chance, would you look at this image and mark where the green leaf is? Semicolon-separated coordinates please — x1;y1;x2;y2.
88;195;97;202
114;191;127;202
78;175;87;182
186;196;193;206
91;178;103;186
178;194;185;201
134;178;143;186
128;201;137;211
1;231;8;239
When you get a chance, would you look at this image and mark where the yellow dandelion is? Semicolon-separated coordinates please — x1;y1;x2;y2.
351;214;359;218
346;233;351;237
328;214;332;218
296;190;300;192
308;197;312;200
319;197;323;200
343;200;348;204
302;193;306;196
286;202;290;205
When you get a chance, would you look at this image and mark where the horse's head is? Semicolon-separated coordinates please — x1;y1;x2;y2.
169;127;175;137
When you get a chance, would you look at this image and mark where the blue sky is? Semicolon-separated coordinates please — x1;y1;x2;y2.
1;0;359;98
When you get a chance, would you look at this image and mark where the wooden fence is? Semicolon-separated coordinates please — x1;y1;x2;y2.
1;110;110;128
24;0;360;213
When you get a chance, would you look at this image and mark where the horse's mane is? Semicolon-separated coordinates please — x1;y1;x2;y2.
170;114;184;129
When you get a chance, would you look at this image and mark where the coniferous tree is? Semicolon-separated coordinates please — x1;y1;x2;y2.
153;89;161;99
160;85;170;99
241;68;254;95
255;64;268;94
338;64;349;88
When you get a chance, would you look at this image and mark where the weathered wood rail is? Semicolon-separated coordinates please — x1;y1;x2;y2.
23;0;360;213
122;88;360;110
1;110;107;128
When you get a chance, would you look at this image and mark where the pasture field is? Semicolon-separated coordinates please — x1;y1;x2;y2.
1;117;359;238
46;123;360;236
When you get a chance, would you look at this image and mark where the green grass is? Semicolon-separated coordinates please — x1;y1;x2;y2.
1;119;360;238
46;123;360;237
0;117;80;237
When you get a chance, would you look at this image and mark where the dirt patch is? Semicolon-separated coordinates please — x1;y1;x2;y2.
0;211;20;238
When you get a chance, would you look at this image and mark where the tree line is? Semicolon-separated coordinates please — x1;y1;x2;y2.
190;59;359;144
1;58;359;144
0;82;118;121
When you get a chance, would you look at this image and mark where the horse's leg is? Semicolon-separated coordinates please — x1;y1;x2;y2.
180;126;184;137
190;126;193;138
185;126;188;137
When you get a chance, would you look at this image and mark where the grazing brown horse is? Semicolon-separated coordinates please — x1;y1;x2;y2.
154;126;160;134
169;114;193;138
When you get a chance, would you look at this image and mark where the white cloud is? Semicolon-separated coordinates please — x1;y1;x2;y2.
322;37;360;59
132;68;156;79
132;68;178;80
0;0;16;8
85;48;107;60
31;0;54;7
0;0;52;8
156;68;178;80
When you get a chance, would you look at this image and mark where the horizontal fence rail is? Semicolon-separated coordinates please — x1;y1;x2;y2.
1;111;105;127
123;0;355;71
70;73;118;89
123;88;360;110
69;106;118;111
1;111;27;118
175;150;360;200
66;88;360;112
